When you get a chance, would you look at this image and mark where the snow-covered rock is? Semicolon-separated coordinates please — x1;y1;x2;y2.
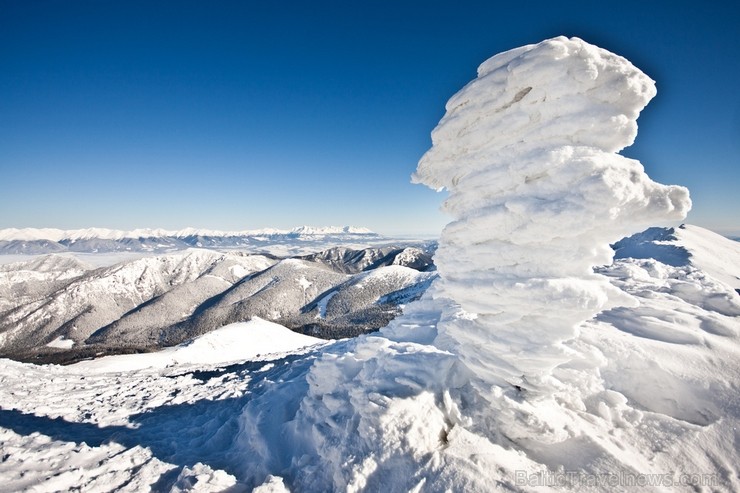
413;36;691;396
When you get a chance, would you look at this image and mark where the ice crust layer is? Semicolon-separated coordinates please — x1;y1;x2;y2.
414;36;691;392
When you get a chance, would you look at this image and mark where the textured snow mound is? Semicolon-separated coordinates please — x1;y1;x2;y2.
614;224;740;290
73;317;323;372
413;36;691;393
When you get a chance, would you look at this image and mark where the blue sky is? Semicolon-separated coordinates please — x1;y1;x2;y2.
1;1;738;236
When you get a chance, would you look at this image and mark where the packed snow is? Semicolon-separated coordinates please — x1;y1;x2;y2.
1;36;738;492
0;321;327;492
71;317;324;372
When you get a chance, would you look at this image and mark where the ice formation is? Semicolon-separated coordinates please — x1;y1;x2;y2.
233;37;699;490
413;36;691;394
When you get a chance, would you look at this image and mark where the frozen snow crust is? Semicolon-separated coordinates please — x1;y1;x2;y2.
414;36;690;393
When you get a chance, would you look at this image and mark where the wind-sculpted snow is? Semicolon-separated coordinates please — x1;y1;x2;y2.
413;36;691;394
614;223;740;290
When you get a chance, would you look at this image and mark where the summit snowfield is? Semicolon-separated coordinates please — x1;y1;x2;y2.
1;37;739;492
1;223;737;491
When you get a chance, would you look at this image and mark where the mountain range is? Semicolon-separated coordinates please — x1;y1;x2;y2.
0;243;436;363
0;226;380;254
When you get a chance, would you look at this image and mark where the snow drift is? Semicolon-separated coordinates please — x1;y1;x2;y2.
413;36;691;395
72;317;324;372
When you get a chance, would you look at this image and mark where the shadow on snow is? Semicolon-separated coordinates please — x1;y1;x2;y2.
0;348;324;489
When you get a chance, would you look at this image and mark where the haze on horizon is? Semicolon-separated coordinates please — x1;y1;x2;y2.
2;0;739;237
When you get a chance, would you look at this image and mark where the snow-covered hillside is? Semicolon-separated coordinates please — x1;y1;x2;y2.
0;245;435;362
614;224;740;290
0;255;92;314
0;250;275;355
1;37;738;492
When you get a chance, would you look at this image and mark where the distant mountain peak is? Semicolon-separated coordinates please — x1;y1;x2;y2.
288;226;375;235
0;226;377;242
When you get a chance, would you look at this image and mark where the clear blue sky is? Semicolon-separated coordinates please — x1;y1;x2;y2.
2;1;738;236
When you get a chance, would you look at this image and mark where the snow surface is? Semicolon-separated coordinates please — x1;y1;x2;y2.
0;319;327;492
1;37;738;493
71;317;323;372
44;336;75;349
614;224;740;290
2;224;737;491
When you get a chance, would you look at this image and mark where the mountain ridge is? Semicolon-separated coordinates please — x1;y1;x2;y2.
0;225;376;242
0;243;436;363
0;226;381;255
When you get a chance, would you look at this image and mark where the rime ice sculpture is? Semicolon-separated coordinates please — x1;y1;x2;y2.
414;36;691;394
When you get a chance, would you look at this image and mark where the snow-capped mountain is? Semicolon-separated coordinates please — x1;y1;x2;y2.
0;226;380;254
0;250;275;356
299;245;435;273
0;226;377;241
0;255;92;314
0;245;436;363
